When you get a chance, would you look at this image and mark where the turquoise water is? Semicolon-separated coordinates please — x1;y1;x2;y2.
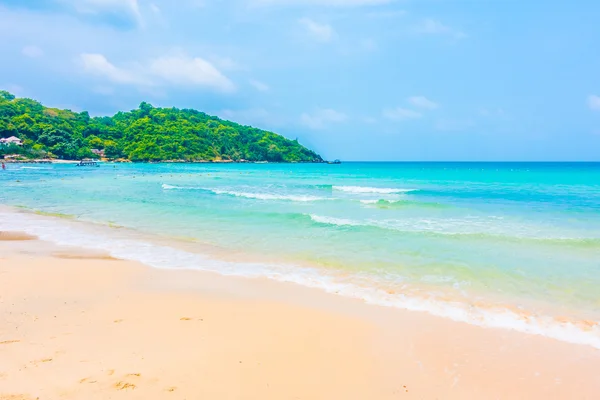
1;162;600;346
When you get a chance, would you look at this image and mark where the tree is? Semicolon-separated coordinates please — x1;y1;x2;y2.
0;92;323;162
0;90;15;101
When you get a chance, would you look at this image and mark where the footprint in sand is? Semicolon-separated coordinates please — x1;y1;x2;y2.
114;381;136;391
29;358;53;366
0;340;20;345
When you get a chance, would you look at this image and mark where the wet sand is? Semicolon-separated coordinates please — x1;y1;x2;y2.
1;233;600;399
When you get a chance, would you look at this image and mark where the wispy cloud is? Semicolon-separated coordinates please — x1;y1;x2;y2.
209;55;241;71
22;45;44;58
416;18;466;40
588;95;600;111
249;79;270;92
383;96;438;120
299;18;335;42
382;107;422;121
79;52;235;92
150;55;236;92
408;96;438;110
80;53;147;85
64;0;145;27
301;108;347;129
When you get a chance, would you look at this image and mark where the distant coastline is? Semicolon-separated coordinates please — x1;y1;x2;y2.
2;158;327;164
0;90;323;163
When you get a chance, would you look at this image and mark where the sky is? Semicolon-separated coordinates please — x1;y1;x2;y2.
1;0;600;161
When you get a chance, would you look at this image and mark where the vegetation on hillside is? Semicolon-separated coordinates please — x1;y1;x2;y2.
0;90;322;162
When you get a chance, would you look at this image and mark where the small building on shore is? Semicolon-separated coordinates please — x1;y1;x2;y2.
91;148;105;158
0;136;23;146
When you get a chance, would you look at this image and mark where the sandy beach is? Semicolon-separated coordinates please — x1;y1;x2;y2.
1;233;600;400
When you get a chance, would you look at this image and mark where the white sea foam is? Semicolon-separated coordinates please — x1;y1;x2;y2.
308;214;363;226
162;184;201;190
212;190;326;202
1;209;599;350
333;185;417;194
359;199;380;204
163;184;327;202
307;213;594;240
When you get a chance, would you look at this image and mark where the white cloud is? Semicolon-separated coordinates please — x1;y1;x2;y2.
301;108;347;129
79;53;235;92
80;53;146;85
249;79;270;92
382;107;422;121
64;0;144;26
408;96;438;110
299;18;335;42
22;45;44;58
416;18;466;40
252;0;393;6
150;55;235;92
588;95;600;111
209;55;240;71
219;108;283;127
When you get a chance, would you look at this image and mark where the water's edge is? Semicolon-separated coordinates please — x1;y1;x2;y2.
2;205;599;350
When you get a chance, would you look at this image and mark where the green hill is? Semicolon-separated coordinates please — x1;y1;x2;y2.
0;90;322;163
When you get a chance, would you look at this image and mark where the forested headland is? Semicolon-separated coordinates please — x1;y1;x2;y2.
0;90;322;163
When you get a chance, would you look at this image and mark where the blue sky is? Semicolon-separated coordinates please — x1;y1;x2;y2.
1;0;599;161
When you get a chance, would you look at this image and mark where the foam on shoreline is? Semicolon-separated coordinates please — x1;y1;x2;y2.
1;206;599;350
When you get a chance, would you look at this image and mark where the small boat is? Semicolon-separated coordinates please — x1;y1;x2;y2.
76;159;99;167
327;159;342;164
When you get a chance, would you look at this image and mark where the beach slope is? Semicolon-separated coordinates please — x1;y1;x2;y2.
1;234;600;399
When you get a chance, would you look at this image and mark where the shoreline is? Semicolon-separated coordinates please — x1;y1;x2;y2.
2;204;600;350
1;233;600;398
2;159;328;164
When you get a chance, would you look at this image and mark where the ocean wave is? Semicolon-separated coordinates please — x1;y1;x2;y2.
2;209;599;350
162;184;203;190
359;199;383;204
360;199;451;209
212;190;327;202
308;215;363;226
333;185;418;194
163;184;328;202
307;213;600;244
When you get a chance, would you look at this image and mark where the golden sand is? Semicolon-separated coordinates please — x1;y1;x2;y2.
1;234;599;399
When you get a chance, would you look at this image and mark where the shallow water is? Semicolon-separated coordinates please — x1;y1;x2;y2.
1;162;600;347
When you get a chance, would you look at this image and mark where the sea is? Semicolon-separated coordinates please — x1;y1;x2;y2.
1;162;599;347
